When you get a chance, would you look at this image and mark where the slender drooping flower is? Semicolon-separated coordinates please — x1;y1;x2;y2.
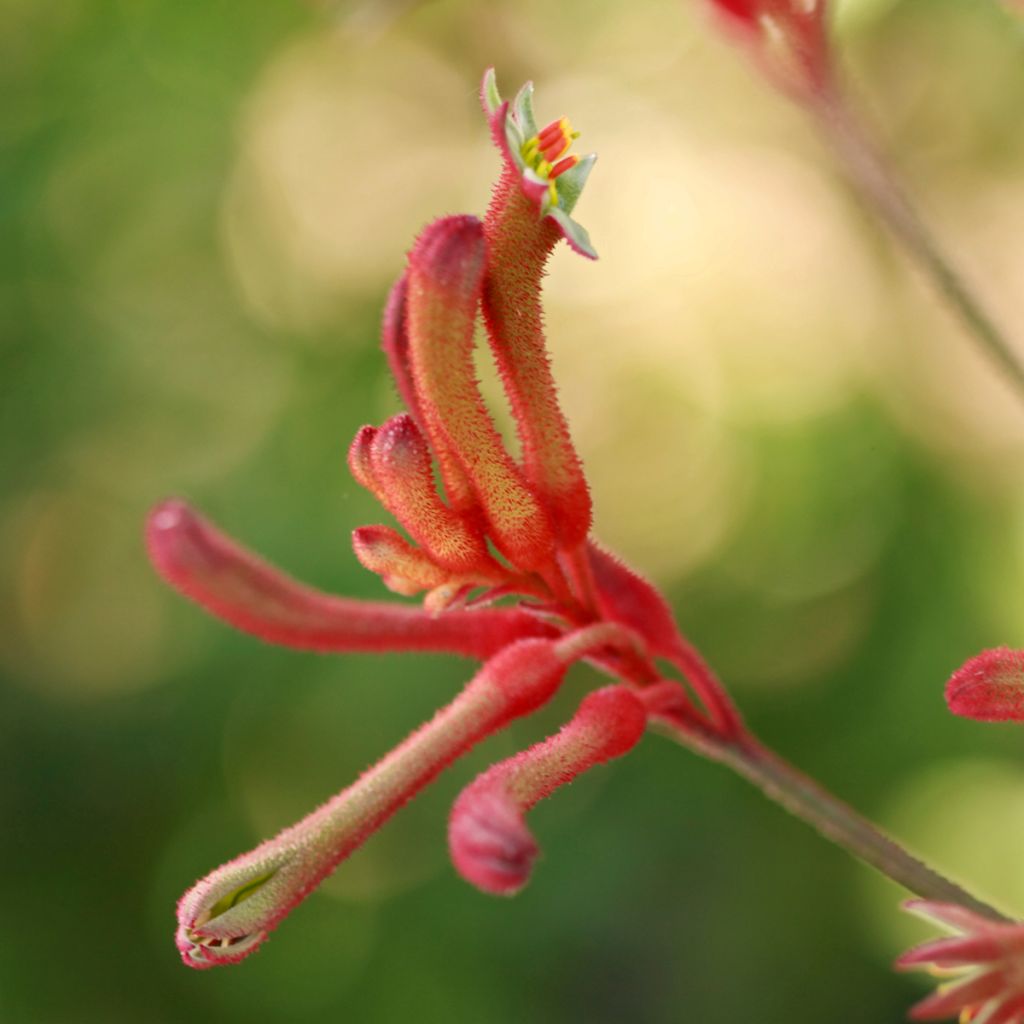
149;68;743;969
898;901;1024;1022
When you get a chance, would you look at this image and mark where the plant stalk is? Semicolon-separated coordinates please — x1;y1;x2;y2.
812;88;1024;401
661;724;1012;923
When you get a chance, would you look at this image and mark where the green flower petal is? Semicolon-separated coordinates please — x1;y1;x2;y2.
513;81;538;138
554;153;596;216
482;67;502;117
548;207;598;260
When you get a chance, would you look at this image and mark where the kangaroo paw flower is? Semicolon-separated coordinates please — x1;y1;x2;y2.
481;68;597;260
480;71;594;549
153;66;748;971
945;648;1024;723
404;214;557;573
177;638;571;968
449;685;647;895
146;499;550;657
897;901;1024;1022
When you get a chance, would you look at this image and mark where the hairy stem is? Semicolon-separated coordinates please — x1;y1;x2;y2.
661;724;1012;923
812;88;1024;401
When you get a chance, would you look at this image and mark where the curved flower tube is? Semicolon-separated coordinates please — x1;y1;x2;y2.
449;684;647;895
177;639;570;968
146;499;553;658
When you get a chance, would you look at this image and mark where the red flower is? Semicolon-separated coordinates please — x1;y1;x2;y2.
946;648;1024;723
898;901;1024;1022
704;0;833;99
148;70;742;969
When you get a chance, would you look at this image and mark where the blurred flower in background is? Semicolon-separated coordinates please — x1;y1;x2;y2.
3;1;1024;1022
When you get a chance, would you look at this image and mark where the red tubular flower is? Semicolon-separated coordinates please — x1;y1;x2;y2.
449;685;648;895
897;901;1024;1022
348;414;498;578
945;648;1024;723
177;638;570;968
146;499;551;658
403;215;557;574
479;70;595;550
150;69;746;970
704;0;833;99
380;272;479;515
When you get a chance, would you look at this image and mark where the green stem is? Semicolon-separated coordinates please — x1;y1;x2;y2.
660;724;1012;922
812;88;1024;401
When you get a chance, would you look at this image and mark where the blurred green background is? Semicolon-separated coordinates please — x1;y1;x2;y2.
4;0;1024;1021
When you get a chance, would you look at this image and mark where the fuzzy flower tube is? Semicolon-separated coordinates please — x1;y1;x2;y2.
152;70;742;969
149;70;1011;986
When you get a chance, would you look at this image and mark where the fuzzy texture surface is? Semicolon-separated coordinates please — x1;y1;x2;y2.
946;647;1024;722
176;639;569;968
449;685;647;895
146;499;551;658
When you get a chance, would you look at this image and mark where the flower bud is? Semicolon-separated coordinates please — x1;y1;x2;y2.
946;647;1024;722
368;414;497;576
176;638;568;967
449;685;647;895
351;525;449;597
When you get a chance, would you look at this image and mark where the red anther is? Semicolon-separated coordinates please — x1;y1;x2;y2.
549;155;579;179
537;118;567;144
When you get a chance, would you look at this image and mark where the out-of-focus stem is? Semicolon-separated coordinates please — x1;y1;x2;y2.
659;723;1012;923
812;88;1024;400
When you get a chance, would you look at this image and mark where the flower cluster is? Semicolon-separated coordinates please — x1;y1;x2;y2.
898;901;1024;1023
148;69;742;970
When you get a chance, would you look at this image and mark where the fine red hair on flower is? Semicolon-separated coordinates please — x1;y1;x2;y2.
945;647;1024;723
150;69;746;973
404;214;557;573
381;269;480;515
480;79;594;549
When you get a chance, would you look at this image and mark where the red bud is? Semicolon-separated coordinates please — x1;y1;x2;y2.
946;647;1024;723
449;685;646;895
